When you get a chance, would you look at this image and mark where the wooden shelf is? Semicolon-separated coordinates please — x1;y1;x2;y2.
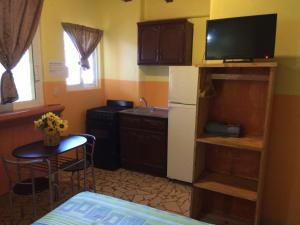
196;135;263;151
211;73;269;81
200;213;253;225
194;173;258;202
196;62;277;68
192;63;276;225
0;104;65;125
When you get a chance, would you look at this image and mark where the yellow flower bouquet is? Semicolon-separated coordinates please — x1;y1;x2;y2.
34;112;68;146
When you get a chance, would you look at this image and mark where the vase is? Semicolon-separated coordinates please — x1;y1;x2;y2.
44;132;60;146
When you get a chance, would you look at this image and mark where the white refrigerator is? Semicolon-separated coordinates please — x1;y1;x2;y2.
167;66;199;183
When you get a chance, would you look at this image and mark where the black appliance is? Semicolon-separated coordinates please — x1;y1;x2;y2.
205;14;277;61
86;100;133;170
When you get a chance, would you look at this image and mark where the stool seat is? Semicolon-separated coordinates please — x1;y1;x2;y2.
13;177;49;195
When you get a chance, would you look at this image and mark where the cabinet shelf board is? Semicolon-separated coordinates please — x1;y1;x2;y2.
211;73;269;81
200;212;253;225
196;135;263;151
196;62;277;68
194;173;258;202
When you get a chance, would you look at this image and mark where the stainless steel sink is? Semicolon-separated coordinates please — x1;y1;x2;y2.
127;107;165;113
121;107;168;118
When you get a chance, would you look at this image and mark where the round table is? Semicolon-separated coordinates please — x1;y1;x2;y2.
12;135;87;159
12;135;88;209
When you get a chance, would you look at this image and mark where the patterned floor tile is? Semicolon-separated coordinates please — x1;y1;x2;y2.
0;168;192;224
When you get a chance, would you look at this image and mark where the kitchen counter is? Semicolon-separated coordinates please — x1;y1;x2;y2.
120;107;168;119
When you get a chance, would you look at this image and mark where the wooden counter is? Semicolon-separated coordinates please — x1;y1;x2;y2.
0;104;65;126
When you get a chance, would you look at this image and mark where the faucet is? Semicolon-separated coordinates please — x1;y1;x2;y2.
139;97;148;108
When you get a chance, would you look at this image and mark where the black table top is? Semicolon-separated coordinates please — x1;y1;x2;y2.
12;135;87;159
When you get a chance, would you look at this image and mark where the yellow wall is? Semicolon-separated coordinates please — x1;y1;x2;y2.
38;2;300;224
4;2;300;224
96;0;209;107
210;1;300;225
41;0;100;82
97;0;210;81
143;0;209;66
40;0;105;132
96;0;141;105
96;0;142;82
38;0;210;129
39;0;210;130
144;0;209;20
210;0;300;95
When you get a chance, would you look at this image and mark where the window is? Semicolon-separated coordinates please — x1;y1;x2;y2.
0;28;43;111
63;32;98;89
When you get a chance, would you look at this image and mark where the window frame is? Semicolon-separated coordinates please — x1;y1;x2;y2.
63;32;99;91
0;26;44;112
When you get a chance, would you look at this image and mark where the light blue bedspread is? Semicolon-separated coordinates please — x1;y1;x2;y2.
32;192;211;225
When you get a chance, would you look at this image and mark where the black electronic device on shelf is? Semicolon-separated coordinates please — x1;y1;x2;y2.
204;122;241;137
205;13;277;61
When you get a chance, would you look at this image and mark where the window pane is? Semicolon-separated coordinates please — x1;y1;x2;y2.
64;33;81;86
0;50;35;102
64;32;98;88
82;54;95;84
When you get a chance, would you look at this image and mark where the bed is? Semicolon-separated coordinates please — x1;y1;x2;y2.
32;191;211;225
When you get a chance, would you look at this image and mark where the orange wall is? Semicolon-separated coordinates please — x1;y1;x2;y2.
103;80;140;106
103;79;168;108
139;81;169;107
0;105;64;195
97;0;209;109
43;81;105;133
40;0;105;133
263;94;300;225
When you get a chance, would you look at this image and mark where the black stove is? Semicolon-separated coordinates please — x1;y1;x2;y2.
86;100;133;170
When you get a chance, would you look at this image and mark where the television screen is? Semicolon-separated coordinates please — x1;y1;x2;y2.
205;14;277;60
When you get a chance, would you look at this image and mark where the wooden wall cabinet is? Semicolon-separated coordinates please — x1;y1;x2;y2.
138;19;193;65
191;62;277;225
119;114;168;176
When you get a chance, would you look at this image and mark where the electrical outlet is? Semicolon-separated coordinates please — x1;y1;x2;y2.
52;87;60;96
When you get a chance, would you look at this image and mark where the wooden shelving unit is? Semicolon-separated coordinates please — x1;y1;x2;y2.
210;74;269;82
196;135;263;152
194;173;258;202
191;62;276;225
200;213;253;225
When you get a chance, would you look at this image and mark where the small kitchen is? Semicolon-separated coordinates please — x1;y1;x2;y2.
86;18;198;183
0;1;211;223
82;7;278;224
1;1;294;225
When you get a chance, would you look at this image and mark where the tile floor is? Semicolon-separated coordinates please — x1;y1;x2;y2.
0;168;192;225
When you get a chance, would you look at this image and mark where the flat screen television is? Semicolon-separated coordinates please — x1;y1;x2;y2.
205;14;277;61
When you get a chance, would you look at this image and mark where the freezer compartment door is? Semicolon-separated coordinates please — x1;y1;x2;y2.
167;103;197;183
169;66;199;105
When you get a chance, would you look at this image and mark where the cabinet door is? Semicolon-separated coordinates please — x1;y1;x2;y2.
120;128;142;167
141;131;167;176
159;23;185;65
138;25;160;65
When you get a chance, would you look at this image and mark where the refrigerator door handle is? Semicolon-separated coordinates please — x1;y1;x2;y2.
169;101;196;106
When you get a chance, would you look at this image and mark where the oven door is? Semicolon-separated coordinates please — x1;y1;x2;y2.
86;118;120;170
